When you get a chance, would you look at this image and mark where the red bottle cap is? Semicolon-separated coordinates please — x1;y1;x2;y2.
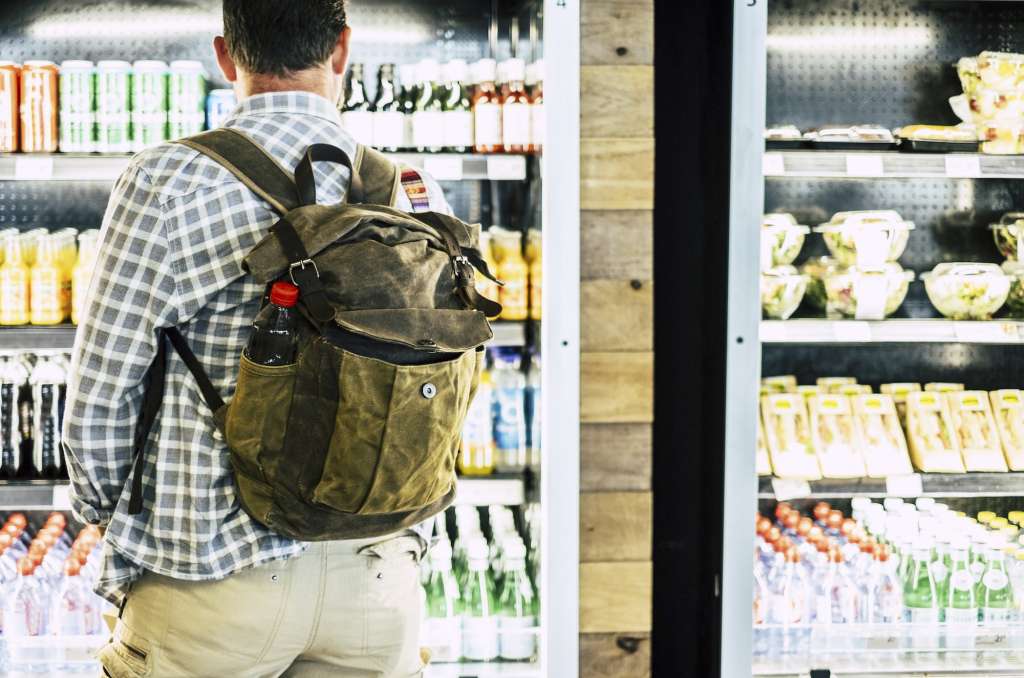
270;281;299;308
17;557;32;576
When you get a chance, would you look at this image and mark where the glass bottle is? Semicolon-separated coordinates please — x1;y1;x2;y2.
442;60;474;153
903;539;940;655
412;60;445;153
398;64;419;152
371;64;403;153
527;60;544;154
424;539;462;663
30;235;67;326
340;64;373;146
476;231;502;310
980;542;1013;623
472;59;502;154
459;537;498;662
526;229;541;321
497;539;537;662
71;230;99;326
497;232;529;321
0;234;30;326
945;539;978;655
500;58;531;154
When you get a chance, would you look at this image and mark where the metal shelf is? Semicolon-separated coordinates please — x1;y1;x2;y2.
455;475;528;506
489;322;529;347
0;152;528;183
425;662;540;678
761;320;1024;345
763;150;1024;179
0;326;77;351
758;473;1024;499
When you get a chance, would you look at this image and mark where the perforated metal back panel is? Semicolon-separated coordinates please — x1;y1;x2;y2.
768;0;1024;129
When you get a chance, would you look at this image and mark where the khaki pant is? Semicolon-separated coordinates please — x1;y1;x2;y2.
99;534;426;678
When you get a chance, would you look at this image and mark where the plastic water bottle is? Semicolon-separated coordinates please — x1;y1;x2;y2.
524;352;541;472
423;539;461;663
0;358;26;479
497;539;537;661
768;546;810;660
244;281;300;366
459;537;498;661
459;370;495;476
51;559;93;636
491;350;526;472
30;357;65;480
5;558;47;637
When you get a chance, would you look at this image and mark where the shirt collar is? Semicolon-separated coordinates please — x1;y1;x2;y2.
226;91;343;127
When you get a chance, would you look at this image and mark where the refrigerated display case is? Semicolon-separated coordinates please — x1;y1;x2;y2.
718;1;1024;676
0;1;580;675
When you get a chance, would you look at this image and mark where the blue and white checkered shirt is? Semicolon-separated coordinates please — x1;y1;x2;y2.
63;91;449;604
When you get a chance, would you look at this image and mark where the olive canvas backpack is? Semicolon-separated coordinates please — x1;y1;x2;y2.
127;127;502;541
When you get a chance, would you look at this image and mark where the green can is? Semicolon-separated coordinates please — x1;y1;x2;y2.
59;60;95;115
97;113;131;153
168;112;206;140
131;60;168;115
96;60;132;115
168;60;207;115
131;112;168;151
60;113;95;153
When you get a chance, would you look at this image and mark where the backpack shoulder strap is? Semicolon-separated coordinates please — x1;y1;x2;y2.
353;144;401;206
177;128;300;215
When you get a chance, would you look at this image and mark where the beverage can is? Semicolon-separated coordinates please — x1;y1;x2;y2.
59;113;94;153
205;89;236;129
96;61;131;115
96;113;131;154
58;61;95;114
0;62;20;152
20;61;59;153
131;112;168;152
131;61;167;115
168;60;207;115
167;112;206;140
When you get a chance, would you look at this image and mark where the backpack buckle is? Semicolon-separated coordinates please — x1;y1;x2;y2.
288;259;320;286
451;255;473;287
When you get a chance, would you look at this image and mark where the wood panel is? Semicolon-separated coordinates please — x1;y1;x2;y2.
581;210;653;281
581;352;654;424
581;139;655;211
580;491;652;563
581;0;655;66
579;633;652;678
582;65;654;139
580;561;653;633
581;423;652;492
582;279;653;352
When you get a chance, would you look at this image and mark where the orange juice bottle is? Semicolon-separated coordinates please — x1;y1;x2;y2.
71;230;99;326
0;235;29;326
31;234;66;325
21;228;46;268
528;236;542;321
476;231;501;313
497;232;528;321
55;228;78;274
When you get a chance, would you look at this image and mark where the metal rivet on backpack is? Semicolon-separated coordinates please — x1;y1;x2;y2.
421;383;437;399
417;339;437;347
271;574;279;582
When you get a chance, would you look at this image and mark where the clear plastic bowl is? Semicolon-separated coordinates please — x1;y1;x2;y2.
990;212;1024;260
800;256;841;311
762;213;810;266
761;266;808;320
823;264;915;320
815;211;914;267
1002;261;1024;318
922;263;1010;320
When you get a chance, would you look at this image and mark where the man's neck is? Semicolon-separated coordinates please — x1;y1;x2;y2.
238;68;339;104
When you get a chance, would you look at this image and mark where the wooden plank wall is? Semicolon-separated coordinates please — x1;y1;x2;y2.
579;0;654;676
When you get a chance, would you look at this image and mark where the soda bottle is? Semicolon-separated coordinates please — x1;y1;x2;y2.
903;539;940;656
244;282;300;367
945;538;978;657
0;234;30;326
423;539;461;663
31;357;64;480
459;537;498;662
491;349;527;473
497;538;537;662
459;369;495;476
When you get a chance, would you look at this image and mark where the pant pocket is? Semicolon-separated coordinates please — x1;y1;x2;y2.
98;624;152;678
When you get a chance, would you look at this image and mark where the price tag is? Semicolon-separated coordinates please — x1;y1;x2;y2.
771;477;811;501
14;156;53;180
832;321;872;342
976;631;1009;648
762;153;785;176
52;484;71;510
759;321;788;343
866;634;900;650
845;154;884;177
423;156;463;181
945;155;982;178
953;322;1018;343
885;473;923;498
487;155;526;180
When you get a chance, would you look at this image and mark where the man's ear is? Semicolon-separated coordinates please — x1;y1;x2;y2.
213;36;238;83
331;26;353;76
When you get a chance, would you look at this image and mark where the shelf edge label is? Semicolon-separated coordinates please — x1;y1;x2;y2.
885;473;923;498
424;156;464;181
762;153;785;176
487;155;526;180
845;154;884;177
771;477;811;501
945;155;982;178
15;156;54;180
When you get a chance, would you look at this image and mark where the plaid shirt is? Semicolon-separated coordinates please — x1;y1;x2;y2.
63;92;450;604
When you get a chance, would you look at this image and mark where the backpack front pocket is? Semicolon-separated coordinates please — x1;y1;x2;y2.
224;355;299;483
312;348;480;515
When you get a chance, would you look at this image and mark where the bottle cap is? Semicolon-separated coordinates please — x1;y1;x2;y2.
504;540;527;560
467;537;489;560
502;58;526;82
17;558;32;576
444;60;468;84
270;281;299;308
7;513;27;529
473;58;497;84
64;559;81;576
132;60;168;72
417;59;440;84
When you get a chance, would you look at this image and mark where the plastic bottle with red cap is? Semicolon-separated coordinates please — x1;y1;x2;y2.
244;281;301;367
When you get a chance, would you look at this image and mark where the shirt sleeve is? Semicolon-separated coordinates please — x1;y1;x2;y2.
62;162;181;526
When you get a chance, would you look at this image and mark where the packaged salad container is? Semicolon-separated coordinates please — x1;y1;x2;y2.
761;393;821;479
881;382;922;427
760;266;807;320
977;51;1024;90
946;391;1007;472
968;87;1024;122
958;56;980;93
905;391;965;473
801;256;841;311
925;383;965;393
922;263;1010;320
817;376;857;393
797;385;820;403
808;394;866;478
762;375;797;394
761;213;810;267
823;263;914;320
838;383;872;396
815;211;914;268
1002;261;1024;317
756;412;772;476
990;389;1024;471
852;394;913;477
991;213;1024;261
978;122;1024;155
